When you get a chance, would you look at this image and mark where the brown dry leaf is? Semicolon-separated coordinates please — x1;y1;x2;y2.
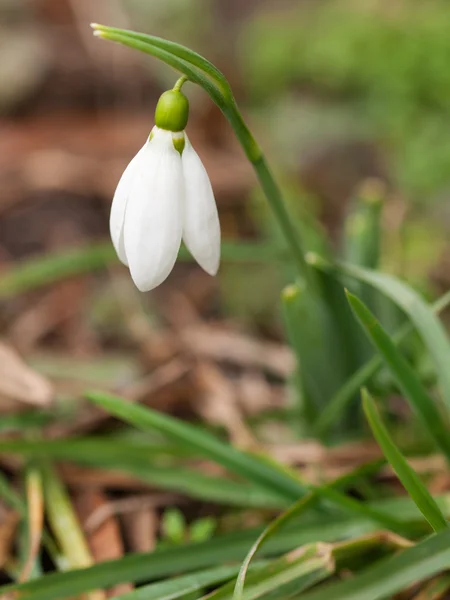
195;362;258;449
45;358;191;438
236;370;275;415
122;507;158;554
179;324;295;378
74;490;132;597
0;341;53;412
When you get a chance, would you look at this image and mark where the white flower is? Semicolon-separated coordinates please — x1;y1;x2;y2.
110;125;220;292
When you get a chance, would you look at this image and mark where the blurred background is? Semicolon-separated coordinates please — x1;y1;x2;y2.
2;0;450;438
2;0;450;578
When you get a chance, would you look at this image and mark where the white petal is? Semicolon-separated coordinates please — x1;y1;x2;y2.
181;136;220;275
124;128;183;292
110;142;147;265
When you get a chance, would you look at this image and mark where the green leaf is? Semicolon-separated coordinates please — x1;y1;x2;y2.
161;508;186;545
281;281;347;426
42;464;94;570
207;544;332;599
86;392;409;533
232;460;384;600
298;527;450;600
306;255;450;435
0;437;286;508
338;261;450;410
87;391;306;502
362;389;448;533
343;179;384;271
91;24;230;96
113;564;248;600
0;493;446;600
346;291;450;459
0;241;282;298
93;28;225;110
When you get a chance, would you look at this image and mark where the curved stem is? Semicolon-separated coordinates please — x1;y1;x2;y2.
92;26;311;281
173;76;188;91
224;100;311;281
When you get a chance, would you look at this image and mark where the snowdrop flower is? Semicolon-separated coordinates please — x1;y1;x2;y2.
110;84;220;292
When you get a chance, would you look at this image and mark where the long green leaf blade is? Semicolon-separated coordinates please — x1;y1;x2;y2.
114;564;245;600
1;493;447;600
208;545;332;599
86;392;407;533
0;242;282;298
297;527;450;600
91;24;229;94
362;389;448;533
86;391;306;502
0;438;285;508
346;291;450;459
309;265;450;436
339;261;450;410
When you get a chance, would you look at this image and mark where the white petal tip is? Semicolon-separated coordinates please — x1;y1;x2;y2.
203;260;220;277
129;272;167;293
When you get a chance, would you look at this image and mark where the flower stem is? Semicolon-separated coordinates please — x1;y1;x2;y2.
173;75;188;92
224;101;311;281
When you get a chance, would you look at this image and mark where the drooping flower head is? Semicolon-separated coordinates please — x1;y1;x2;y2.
110;81;220;292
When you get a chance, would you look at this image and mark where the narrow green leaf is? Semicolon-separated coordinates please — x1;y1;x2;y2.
362;389;448;533
281;281;347;426
114;564;245;600
87;392;408;533
209;545;332;599
91;24;229;96
308;260;450;436
0;470;24;512
87;391;306;502
298;527;450;600
346;291;450;459
93;29;225;109
0;493;446;600
339;261;450;410
0;242;282;298
343;179;383;272
233;461;384;600
42;465;95;571
0;438;285;508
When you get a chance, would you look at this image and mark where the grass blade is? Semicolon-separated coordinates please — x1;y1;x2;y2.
0;242;282;298
0;493;445;600
91;24;228;93
86;392;408;533
281;281;346;427
19;468;44;583
338;261;450;410
346;291;450;460
87;391;306;502
309;269;450;436
208;545;332;599
0;438;286;508
297;527;450;600
362;389;448;533
232;461;384;600
114;564;246;600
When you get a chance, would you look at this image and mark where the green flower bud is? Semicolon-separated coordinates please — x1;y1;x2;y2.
154;89;189;132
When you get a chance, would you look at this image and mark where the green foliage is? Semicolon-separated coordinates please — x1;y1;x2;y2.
242;0;450;196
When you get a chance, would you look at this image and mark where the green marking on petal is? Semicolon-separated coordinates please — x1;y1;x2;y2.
172;134;185;155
